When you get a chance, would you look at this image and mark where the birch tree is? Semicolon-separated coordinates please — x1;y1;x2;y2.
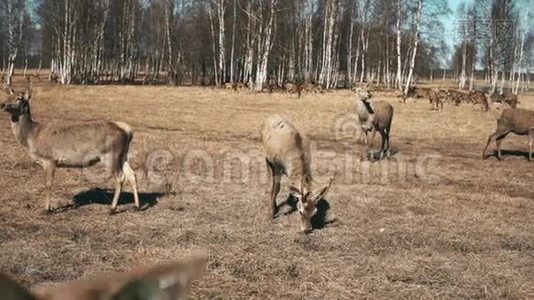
1;0;26;85
403;0;423;96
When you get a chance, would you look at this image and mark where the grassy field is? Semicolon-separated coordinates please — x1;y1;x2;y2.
0;77;533;298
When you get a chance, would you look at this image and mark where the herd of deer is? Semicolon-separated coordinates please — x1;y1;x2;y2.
402;86;519;111
0;79;533;298
225;81;328;98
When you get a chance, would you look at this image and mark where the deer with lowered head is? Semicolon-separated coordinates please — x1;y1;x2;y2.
483;107;534;161
0;250;207;300
1;81;140;213
262;114;334;233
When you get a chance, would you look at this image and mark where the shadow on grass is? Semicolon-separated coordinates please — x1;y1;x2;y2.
53;188;164;213
493;150;530;160
367;148;398;161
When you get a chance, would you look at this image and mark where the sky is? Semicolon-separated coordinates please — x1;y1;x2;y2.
441;0;470;60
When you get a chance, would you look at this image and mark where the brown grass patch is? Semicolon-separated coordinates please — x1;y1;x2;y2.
0;78;533;298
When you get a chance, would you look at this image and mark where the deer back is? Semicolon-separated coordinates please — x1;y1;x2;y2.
261;114;311;178
1;252;207;300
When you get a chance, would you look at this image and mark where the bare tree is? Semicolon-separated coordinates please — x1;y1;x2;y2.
1;0;26;85
403;0;423;97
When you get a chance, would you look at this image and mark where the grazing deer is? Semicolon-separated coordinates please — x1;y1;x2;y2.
446;89;470;106
0;251;207;300
261;114;334;233
483;108;534;161
468;90;489;111
1;82;140;212
284;83;304;98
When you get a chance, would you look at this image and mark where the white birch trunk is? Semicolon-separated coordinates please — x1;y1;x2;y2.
403;0;423;96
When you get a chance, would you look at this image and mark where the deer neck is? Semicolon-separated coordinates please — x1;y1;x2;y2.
288;154;314;189
11;113;39;148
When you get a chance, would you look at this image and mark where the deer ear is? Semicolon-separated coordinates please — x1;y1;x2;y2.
111;251;208;300
314;177;334;203
0;274;36;300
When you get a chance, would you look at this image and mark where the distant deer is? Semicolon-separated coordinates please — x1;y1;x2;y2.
468;90;489;111
0;251;207;300
261;114;334;233
1;81;140;212
428;88;444;110
483;108;534;161
354;87;394;159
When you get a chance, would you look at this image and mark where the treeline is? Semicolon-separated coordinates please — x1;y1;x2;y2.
0;0;532;94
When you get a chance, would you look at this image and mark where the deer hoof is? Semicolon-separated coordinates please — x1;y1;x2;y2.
109;208;118;215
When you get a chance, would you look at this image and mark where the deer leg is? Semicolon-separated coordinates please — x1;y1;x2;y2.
43;161;56;211
103;152;125;213
379;129;387;159
384;128;391;157
123;161;140;209
110;172;124;213
483;133;496;159
369;127;377;149
266;159;280;218
495;132;511;160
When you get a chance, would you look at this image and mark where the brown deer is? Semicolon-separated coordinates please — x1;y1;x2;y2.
502;92;518;108
468;90;489;111
261;114;334;233
446;89;470;105
0;251;207;300
354;87;394;159
1;82;140;213
482;108;534;161
284;83;304;98
428;88;445;110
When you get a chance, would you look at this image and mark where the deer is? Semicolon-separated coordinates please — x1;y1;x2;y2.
502;92;518;108
261;114;334;233
1;81;140;213
428;88;445;110
354;87;394;159
468;90;489;111
0;251;207;300
284;83;304;98
482;108;534;161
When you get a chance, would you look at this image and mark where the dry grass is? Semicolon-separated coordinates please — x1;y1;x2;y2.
0;77;533;299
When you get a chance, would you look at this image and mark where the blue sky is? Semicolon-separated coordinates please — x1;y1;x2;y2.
442;0;466;47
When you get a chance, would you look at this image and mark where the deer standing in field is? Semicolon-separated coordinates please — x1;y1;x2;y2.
483;108;534;161
0;251;207;300
354;87;394;159
1;81;140;212
428;88;445;110
262;114;334;233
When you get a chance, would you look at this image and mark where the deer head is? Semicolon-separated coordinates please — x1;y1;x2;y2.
0;251;208;300
2;78;32;121
354;86;372;101
1;84;32;123
290;177;334;233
